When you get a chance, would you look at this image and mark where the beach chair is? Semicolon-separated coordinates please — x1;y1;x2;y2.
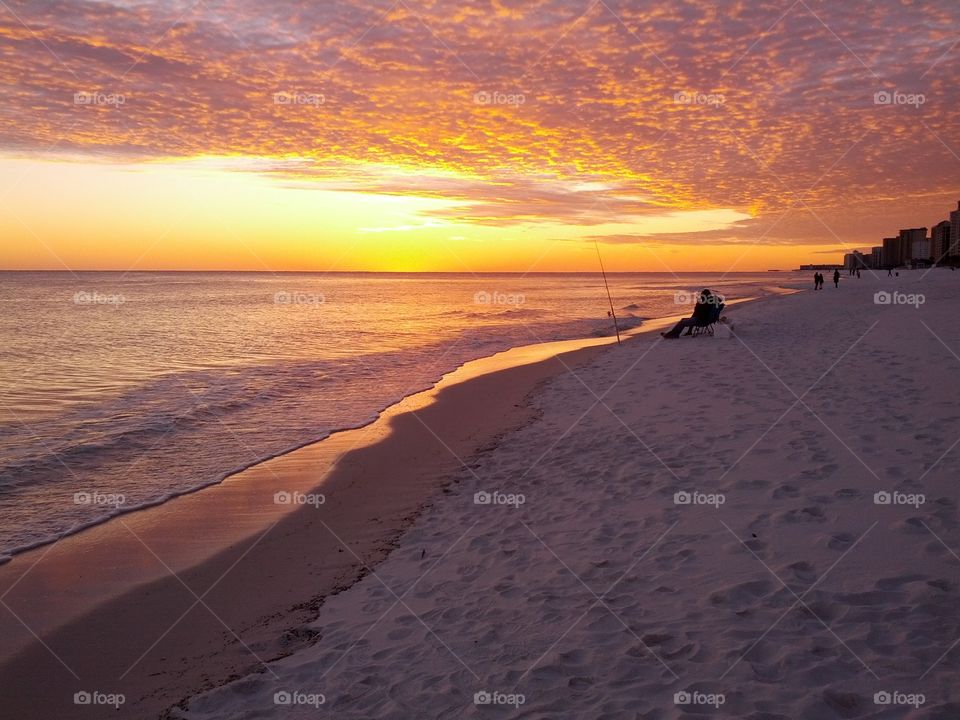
690;303;724;336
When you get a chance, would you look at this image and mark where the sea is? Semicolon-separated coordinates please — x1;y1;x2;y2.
0;271;800;561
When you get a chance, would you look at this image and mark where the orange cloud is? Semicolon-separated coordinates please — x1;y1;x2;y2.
0;0;958;265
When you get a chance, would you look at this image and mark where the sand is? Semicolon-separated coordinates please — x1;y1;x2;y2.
174;269;960;719
0;324;634;718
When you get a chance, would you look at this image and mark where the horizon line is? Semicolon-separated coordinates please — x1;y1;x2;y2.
0;268;800;275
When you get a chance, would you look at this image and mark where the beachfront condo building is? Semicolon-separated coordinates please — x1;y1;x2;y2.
844;251;870;270
931;220;953;263
882;237;902;268
899;227;928;264
951;202;960;258
912;237;930;264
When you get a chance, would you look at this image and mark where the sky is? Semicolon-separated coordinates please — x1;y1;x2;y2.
0;0;958;272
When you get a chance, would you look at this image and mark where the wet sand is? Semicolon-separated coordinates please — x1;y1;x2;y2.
0;322;674;719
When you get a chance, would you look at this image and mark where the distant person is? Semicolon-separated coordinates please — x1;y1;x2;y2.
857;269;861;279
887;268;893;277
833;269;840;288
816;272;824;290
813;272;820;291
661;289;720;339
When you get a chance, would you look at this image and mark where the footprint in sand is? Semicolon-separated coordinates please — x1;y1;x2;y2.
772;483;801;499
801;463;839;480
785;560;817;585
709;579;775;610
874;574;927;591
827;532;854;550
898;516;929;534
776;505;826;523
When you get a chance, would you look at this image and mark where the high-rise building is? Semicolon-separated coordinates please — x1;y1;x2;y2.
871;246;883;269
882;237;901;268
931;220;952;263
951;202;960;258
844;251;868;270
898;227;927;264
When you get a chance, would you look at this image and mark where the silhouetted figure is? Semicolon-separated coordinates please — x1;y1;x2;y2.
887;268;893;277
662;289;721;339
813;272;820;290
833;269;840;288
857;269;861;279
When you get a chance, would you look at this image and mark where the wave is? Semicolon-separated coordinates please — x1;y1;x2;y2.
0;306;679;561
0;406;396;562
0;338;532;559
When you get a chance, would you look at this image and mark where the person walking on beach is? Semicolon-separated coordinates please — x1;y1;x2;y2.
888;268;893;277
813;272;820;290
661;289;718;339
833;269;840;288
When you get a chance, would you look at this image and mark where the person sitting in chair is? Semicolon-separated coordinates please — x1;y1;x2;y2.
661;289;721;339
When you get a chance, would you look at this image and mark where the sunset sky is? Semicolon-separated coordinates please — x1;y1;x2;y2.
1;0;958;272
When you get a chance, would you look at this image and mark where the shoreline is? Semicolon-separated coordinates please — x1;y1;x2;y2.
0;308;696;719
174;269;960;719
0;291;781;567
0;288;791;719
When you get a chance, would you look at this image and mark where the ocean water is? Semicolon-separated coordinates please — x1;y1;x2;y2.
0;271;799;560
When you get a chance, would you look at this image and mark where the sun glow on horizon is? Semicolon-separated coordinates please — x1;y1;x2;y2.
2;0;958;272
0;155;790;272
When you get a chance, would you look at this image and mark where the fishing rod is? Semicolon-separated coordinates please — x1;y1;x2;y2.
594;239;621;345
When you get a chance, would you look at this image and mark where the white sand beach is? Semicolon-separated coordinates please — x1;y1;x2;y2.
173;269;960;719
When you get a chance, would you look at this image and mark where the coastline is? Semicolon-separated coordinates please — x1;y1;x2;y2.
173;269;960;719
0;282;767;567
0;307;696;718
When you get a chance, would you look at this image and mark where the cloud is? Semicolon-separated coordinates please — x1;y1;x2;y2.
0;0;958;245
